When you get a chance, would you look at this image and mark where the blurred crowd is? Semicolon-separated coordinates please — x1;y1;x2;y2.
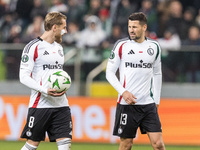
0;0;200;46
0;0;200;81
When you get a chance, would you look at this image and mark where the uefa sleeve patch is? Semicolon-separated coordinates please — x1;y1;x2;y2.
21;55;29;63
109;51;115;59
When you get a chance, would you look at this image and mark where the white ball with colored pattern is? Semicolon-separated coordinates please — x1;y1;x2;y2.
48;70;71;92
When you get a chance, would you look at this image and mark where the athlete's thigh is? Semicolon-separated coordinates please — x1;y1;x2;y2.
47;107;72;142
21;108;51;141
113;103;141;138
140;103;162;134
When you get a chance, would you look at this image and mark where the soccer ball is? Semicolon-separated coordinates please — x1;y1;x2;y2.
48;70;71;92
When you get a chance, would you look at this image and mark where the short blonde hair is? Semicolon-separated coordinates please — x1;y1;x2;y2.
44;12;67;31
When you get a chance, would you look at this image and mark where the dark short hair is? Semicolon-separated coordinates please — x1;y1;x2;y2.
128;12;147;25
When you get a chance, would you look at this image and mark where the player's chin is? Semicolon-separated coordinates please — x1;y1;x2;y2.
130;35;136;40
55;35;62;43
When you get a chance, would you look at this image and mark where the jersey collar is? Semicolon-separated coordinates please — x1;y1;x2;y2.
37;37;43;41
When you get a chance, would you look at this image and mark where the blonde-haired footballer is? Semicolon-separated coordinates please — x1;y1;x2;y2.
19;12;72;150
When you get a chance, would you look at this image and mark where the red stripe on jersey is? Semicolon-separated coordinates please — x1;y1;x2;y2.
34;45;38;61
118;42;126;59
118;96;123;104
40;78;42;85
32;92;41;108
32;78;42;108
118;75;126;104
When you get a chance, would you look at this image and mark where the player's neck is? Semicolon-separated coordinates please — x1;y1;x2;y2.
40;31;55;44
134;36;145;43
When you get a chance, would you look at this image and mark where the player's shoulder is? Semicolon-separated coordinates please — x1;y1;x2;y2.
23;37;42;53
146;37;161;56
115;37;130;45
113;37;130;50
146;37;160;46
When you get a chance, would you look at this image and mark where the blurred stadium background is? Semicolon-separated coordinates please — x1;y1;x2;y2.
0;0;200;149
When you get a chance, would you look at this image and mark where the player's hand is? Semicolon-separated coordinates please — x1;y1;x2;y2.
47;88;66;97
122;91;137;105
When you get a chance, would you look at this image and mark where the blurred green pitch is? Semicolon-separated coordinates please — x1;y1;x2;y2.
0;141;199;150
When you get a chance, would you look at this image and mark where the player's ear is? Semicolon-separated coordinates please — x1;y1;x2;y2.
52;24;57;32
143;24;147;32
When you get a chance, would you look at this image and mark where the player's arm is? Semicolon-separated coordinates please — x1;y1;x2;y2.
106;42;136;104
153;43;162;106
19;44;48;95
20;68;48;94
106;43;126;95
20;68;65;96
20;47;66;97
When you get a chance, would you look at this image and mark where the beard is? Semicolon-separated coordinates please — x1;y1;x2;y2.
129;32;142;41
130;35;140;40
129;29;143;41
55;34;62;43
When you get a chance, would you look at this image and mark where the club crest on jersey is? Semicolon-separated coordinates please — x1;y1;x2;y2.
21;55;29;63
109;51;115;59
58;50;63;57
147;48;154;56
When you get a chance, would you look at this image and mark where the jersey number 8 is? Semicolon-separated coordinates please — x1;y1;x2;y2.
28;116;35;128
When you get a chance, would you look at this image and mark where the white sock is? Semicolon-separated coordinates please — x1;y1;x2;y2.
57;138;71;150
21;142;38;150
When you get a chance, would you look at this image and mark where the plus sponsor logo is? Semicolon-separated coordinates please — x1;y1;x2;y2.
125;60;153;68
43;61;63;70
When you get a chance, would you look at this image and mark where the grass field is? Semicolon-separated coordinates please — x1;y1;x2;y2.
0;141;200;150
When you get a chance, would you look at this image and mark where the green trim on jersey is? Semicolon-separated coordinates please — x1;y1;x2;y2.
151;42;160;60
150;78;154;100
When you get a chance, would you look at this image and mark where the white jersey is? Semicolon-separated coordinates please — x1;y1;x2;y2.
106;37;162;105
19;37;69;108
